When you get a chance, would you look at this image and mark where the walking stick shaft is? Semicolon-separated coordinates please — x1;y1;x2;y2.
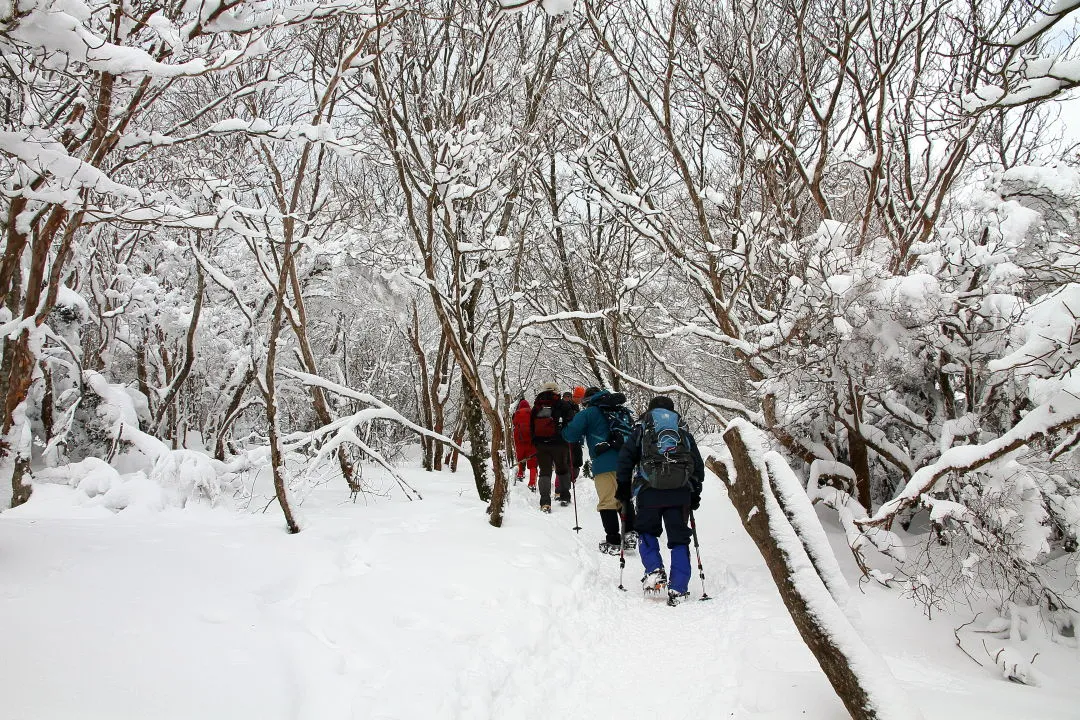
617;512;627;591
571;477;581;532
689;510;711;600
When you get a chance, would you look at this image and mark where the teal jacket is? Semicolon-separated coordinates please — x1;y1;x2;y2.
562;399;621;475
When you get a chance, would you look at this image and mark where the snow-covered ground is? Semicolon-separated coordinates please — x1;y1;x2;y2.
2;461;1078;720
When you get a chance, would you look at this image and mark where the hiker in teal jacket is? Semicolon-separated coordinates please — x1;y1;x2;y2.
562;387;637;554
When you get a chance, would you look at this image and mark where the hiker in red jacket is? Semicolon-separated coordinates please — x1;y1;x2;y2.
512;398;538;490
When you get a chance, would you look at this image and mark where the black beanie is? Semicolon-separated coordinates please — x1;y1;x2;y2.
582;386;603;404
648;396;675;411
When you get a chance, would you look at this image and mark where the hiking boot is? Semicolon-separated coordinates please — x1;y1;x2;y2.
558;498;570;507
515;472;525;483
540;504;552;514
528;482;537;493
642;568;667;594
667;589;692;606
622;531;638;550
598;541;621;556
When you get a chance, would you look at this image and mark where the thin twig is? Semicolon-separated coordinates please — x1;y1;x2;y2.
954;613;985;667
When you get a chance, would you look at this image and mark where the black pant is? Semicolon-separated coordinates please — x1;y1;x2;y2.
634;504;691;548
535;442;570;506
599;504;637;545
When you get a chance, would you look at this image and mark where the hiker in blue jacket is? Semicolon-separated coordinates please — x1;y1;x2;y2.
562;387;637;555
616;395;704;605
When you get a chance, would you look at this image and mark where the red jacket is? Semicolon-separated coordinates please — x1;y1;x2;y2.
512;400;535;458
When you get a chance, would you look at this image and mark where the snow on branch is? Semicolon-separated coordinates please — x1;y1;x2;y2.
863;379;1080;527
0;131;141;201
519;309;614;327
807;460;907;567
277;372;461;501
279;369;466;453
118;119;376;157
963;1;1080;111
1005;0;1080;48
987;284;1080;377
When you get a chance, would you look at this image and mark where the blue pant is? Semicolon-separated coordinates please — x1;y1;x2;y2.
635;505;692;593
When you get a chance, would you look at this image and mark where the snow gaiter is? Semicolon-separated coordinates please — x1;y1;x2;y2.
555;471;571;502
538;472;552;506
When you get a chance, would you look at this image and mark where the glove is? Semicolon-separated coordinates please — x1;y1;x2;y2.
615;483;632;505
690;492;701;511
582;460;592;478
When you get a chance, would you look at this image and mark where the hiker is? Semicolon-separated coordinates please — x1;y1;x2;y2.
616;395;704;606
531;382;575;512
562;389;584;484
562;386;637;555
512;398;538;491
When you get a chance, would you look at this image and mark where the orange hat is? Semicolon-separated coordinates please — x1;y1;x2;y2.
572;386;586;402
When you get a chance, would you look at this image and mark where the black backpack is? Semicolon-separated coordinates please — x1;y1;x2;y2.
598;406;634;451
640;409;695;490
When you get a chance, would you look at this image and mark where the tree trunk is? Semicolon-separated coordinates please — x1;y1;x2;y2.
259;226;301;533
284;262;358;493
407;302;436;471
213;365;257;461
263;300;300;534
40;362;55;449
448;413;466;473
848;383;873;510
463;383;491;502
712;422;921;720
849;429;872;511
3;334;37;507
430;339;452;471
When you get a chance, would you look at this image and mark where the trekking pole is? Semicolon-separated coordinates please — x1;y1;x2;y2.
571;479;581;532
689;509;711;601
617;512;627;591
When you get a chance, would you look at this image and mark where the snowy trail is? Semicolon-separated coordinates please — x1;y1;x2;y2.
3;465;1079;719
489;486;745;719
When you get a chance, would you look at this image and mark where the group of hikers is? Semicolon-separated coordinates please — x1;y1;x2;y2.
511;383;705;606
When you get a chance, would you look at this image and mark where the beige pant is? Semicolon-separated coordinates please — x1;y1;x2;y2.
593;471;622;511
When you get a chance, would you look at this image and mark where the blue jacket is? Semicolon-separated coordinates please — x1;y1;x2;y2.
562;395;623;475
617;409;704;508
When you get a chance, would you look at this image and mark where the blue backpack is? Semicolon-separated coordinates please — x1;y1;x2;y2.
640;409;694;490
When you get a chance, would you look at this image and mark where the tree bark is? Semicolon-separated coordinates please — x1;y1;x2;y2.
407;302;436;471
263;297;300;534
213;365;258;461
847;382;873;510
463;382;492;502
712;423;906;720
